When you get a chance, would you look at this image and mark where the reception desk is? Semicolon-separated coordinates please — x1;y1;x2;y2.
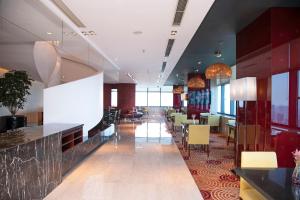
0;122;116;200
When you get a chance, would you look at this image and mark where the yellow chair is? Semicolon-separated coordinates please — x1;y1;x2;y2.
240;151;278;200
207;115;220;132
173;113;184;131
186;125;210;157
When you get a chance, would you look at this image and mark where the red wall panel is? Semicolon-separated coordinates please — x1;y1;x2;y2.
103;83;136;114
236;8;300;167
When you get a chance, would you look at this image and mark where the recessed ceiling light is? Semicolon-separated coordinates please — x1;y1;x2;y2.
214;50;222;58
47;32;53;35
171;30;177;36
133;30;143;35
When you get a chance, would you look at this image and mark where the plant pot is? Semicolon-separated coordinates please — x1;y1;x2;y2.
6;115;27;130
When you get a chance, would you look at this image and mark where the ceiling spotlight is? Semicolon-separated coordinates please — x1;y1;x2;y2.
81;30;96;36
171;30;177;36
133;30;143;35
47;32;53;35
214;50;222;58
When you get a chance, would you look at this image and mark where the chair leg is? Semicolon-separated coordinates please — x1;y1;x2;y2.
188;145;190;157
207;144;210;158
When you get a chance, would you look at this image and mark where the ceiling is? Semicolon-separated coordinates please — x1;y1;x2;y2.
0;0;118;82
166;0;300;85
55;0;214;85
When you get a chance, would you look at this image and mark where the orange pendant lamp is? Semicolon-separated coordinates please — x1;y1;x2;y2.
205;63;232;80
188;76;205;89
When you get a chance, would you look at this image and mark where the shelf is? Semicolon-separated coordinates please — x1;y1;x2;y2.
61;127;83;152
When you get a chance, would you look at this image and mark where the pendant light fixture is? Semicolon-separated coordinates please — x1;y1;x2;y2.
188;76;205;89
205;62;232;80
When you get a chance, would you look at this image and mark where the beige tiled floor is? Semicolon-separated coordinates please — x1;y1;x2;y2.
45;121;203;200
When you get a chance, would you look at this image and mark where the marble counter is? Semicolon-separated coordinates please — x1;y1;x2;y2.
0;123;82;150
0;123;82;200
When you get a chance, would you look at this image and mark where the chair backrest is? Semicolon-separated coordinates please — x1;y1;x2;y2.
181;114;187;122
188;125;210;145
174;114;183;126
207;115;220;126
241;151;278;168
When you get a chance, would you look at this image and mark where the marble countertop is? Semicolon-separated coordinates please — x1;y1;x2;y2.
0;123;83;150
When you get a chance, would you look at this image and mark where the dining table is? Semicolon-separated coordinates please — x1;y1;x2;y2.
234;168;299;200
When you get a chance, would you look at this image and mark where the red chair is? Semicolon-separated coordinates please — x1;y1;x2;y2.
273;132;300;167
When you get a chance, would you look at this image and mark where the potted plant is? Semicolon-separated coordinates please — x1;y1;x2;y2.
0;70;32;130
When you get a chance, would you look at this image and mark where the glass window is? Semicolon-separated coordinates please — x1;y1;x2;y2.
111;89;118;107
271;72;289;125
224;84;231;114
136;92;147;106
148;87;160;92
297;71;300;127
148;92;160;106
161;92;173;107
160;86;173;92
217;85;222;113
136;86;147;92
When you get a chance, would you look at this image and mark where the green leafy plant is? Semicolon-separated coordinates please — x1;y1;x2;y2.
0;70;32;116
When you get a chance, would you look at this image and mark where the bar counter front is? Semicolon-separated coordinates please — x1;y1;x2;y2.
0;123;111;200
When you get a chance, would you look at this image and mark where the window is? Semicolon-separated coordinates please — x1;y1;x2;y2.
148;92;160;106
271;72;289;125
217;85;222;113
161;92;173;107
136;92;147;106
111;89;118;107
224;84;231;114
298;71;300;127
217;83;235;116
135;86;173;107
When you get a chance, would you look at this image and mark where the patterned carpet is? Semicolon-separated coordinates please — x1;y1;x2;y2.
169;123;240;200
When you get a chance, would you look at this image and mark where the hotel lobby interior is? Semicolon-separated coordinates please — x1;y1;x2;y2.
1;0;300;199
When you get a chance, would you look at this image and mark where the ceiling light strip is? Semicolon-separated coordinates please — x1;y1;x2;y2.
173;0;188;26
51;0;85;27
161;62;167;73
165;39;175;57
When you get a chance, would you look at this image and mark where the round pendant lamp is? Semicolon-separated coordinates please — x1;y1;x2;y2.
188;76;205;89
205;63;232;80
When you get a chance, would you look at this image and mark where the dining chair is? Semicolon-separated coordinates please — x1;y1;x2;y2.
181;118;197;146
173;113;183;131
185;124;210;157
240;151;278;200
207;115;220;132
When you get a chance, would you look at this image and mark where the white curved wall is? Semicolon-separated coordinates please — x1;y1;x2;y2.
43;73;103;136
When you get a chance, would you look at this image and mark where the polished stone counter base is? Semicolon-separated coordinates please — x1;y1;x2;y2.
0;133;62;200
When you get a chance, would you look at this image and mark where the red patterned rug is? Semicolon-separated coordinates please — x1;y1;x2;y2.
170;124;240;200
